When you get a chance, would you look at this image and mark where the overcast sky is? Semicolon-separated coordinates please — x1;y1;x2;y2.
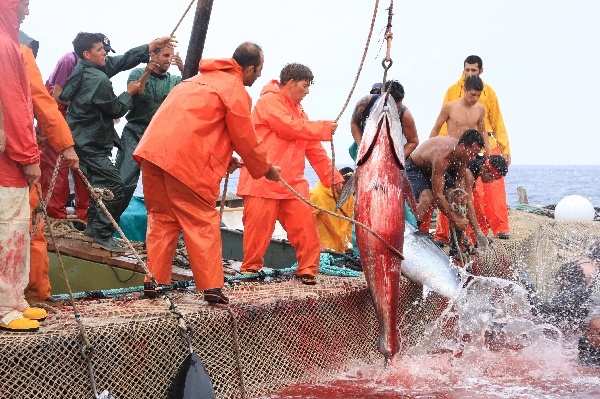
20;0;600;165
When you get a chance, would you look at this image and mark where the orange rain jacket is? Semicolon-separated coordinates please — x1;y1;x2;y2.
0;0;39;188
237;80;343;199
20;45;74;154
439;73;510;155
134;58;271;203
19;44;74;302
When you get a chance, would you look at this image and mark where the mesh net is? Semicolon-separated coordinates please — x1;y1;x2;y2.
1;209;598;398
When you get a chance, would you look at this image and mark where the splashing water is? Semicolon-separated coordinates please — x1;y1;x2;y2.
262;275;600;399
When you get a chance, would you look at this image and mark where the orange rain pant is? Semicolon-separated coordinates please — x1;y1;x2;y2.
241;196;321;277
433;185;488;245
142;161;223;291
477;147;510;235
40;139;90;221
25;185;51;301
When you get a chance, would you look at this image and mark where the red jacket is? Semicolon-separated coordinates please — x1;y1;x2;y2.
0;0;39;188
134;58;270;203
237;80;343;200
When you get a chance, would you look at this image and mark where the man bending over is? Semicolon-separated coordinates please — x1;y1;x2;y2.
406;129;485;231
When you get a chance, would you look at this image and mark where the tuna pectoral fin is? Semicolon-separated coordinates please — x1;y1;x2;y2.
335;173;356;210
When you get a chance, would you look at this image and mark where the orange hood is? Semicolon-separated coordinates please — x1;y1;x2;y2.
0;0;20;44
259;79;295;103
198;58;243;77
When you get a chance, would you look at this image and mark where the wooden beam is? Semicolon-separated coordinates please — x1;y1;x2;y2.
182;0;214;79
47;237;193;281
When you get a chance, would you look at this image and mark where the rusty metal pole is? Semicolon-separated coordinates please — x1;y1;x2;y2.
182;0;214;79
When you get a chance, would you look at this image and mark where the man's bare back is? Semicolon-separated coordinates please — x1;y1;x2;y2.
407;134;483;231
410;136;459;174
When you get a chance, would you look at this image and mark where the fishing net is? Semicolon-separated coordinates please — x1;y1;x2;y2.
474;209;600;300
0;210;598;399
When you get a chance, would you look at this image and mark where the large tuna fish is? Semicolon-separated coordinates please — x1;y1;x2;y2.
402;222;460;299
355;93;405;363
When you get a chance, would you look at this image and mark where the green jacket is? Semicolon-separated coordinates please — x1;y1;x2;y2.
59;44;150;155
126;68;182;125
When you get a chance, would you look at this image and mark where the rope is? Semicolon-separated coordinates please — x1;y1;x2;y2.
447;188;468;267
74;168;197;351
214;304;247;399
219;173;230;222
33;185;105;397
31;155;63;238
279;178;403;260
333;0;379;124
330;0;380;206
136;0;197;83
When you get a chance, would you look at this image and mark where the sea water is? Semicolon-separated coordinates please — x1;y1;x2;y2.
260;276;600;399
221;164;600;208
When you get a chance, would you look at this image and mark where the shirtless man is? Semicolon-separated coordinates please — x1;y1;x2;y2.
405;129;485;231
430;75;491;154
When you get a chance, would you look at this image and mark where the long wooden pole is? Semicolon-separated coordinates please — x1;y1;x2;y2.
183;0;214;79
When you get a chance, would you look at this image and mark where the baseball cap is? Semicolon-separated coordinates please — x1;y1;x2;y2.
95;33;116;53
371;83;383;91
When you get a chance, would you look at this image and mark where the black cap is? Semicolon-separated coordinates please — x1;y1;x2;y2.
95;33;115;53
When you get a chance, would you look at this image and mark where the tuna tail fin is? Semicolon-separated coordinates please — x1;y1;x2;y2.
335;173;356;210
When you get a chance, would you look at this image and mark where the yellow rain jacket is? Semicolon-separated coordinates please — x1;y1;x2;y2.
439;73;510;155
309;182;354;252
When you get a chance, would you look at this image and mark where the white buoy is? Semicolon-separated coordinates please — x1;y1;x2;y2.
554;195;596;222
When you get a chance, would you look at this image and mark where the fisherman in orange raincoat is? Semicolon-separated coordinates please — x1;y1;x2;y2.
0;0;46;332
16;0;79;310
134;42;281;305
236;63;344;285
18;31;79;307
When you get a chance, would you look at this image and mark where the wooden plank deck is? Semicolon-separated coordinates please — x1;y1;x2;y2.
46;236;193;281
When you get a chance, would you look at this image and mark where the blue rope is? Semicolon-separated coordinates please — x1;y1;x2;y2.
55;254;360;299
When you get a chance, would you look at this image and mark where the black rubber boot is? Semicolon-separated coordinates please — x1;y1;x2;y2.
82;220;95;242
92;236;126;253
143;282;173;298
204;288;229;305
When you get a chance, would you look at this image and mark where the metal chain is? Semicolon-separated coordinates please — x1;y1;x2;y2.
381;0;394;88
